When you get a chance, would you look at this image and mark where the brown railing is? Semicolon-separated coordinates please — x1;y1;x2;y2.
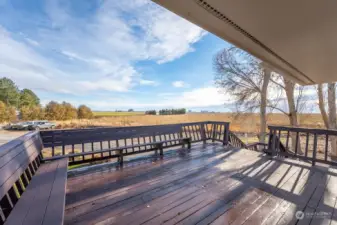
268;125;337;166
246;142;268;151
228;131;247;149
40;121;230;165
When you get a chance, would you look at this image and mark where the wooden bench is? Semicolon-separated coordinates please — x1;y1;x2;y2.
44;137;192;164
117;137;191;164
0;132;68;225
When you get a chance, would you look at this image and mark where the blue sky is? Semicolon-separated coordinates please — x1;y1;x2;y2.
0;0;237;111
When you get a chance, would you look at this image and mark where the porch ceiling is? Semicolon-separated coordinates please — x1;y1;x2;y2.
153;0;337;85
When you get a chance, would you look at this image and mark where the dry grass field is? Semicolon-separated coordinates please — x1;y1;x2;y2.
93;111;145;117
55;112;325;133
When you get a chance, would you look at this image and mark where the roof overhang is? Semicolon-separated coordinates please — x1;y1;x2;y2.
153;0;337;85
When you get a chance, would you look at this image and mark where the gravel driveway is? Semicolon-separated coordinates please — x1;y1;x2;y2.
0;130;27;146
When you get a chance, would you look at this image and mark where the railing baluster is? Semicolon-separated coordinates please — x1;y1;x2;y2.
271;129;277;156
196;125;201;141
131;138;135;153
192;125;197;141
71;144;75;162
325;134;329;161
285;130;290;150
81;142;85;161
91;142;94;159
143;137;147;151
116;140;120;156
219;125;223;141
277;130;281;154
294;132;299;156
223;123;229;146
201;123;206;144
137;137;141;151
100;141;103;158
52;132;55;157
62;144;65;157
312;133;318;166
124;139;128;154
212;124;216;142
305;132;309;158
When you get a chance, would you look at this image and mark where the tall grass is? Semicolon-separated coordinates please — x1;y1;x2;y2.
54;113;325;133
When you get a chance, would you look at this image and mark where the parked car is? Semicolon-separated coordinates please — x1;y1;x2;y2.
28;121;56;130
9;121;56;130
10;121;35;130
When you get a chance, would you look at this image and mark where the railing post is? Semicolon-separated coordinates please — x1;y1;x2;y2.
200;122;207;144
269;128;276;157
223;123;230;146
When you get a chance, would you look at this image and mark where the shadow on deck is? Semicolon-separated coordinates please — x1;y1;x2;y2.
64;143;337;225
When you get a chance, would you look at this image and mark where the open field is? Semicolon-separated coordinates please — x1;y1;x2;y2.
54;113;324;133
93;111;145;117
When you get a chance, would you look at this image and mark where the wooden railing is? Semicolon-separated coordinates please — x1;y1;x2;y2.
246;142;268;151
40;121;230;165
228;131;247;149
228;131;268;152
268;125;337;166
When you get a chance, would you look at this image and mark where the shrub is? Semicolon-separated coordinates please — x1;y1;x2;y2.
20;105;45;120
145;110;156;115
78;105;93;119
0;101;17;122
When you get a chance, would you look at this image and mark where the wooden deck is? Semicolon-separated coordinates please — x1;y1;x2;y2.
64;143;337;225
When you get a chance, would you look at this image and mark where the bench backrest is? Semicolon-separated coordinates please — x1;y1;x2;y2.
0;132;43;224
40;124;185;147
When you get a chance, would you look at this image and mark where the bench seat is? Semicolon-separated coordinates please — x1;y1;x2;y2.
4;158;68;225
43;138;191;162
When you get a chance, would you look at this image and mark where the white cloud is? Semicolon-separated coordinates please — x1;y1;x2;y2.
25;38;39;47
166;87;233;108
0;0;206;95
67;86;232;110
172;81;186;88
139;79;158;86
45;0;70;28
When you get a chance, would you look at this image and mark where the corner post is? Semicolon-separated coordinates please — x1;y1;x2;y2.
270;128;277;157
200;122;207;144
223;123;230;146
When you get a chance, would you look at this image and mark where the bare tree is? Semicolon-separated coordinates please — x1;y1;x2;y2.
268;75;308;154
260;66;272;143
328;83;337;155
315;83;337;156
317;84;329;128
214;47;271;143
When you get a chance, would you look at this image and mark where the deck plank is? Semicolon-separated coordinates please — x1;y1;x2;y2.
64;143;337;225
65;148;242;222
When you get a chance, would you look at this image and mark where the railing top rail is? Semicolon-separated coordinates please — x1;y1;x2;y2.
268;125;337;135
39;121;229;133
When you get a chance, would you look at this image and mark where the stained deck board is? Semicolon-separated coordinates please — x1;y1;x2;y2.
65;143;337;225
4;158;68;225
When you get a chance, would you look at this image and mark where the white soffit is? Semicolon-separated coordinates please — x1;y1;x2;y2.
153;0;337;85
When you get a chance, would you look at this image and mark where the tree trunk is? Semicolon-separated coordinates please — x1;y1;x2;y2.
318;84;329;128
259;68;271;144
328;83;337;156
284;78;302;154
